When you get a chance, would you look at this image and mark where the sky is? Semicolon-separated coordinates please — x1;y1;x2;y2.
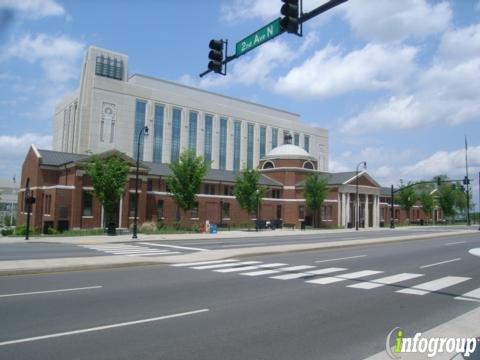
0;0;479;209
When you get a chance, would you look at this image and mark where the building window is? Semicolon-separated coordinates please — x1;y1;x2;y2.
303;161;314;170
298;205;305;220
263;161;274;169
129;193;137;218
133;100;146;161
271;189;281;198
191;203;199;219
294;133;300;146
204;114;213;163
153;105;164;163
171;107;182;163
247;123;254;169
233;120;241;171
203;184;215;195
157;200;164;219
188;111;198;154
44;194;52;215
219;117;228;170
147;179;153;191
222;202;230;218
95;55;123;80
223;185;233;196
271;128;278;149
82;191;92;216
260;126;266;159
276;205;282;220
321;205;332;220
304;135;310;153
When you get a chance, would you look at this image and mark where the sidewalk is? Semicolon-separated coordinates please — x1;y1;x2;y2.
0;228;476;276
0;225;472;245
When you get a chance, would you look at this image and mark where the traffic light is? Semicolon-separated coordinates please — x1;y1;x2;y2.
208;39;224;74
463;176;470;185
280;0;299;34
436;177;442;186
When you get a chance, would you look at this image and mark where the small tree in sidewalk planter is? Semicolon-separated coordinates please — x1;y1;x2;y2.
233;168;267;230
84;153;130;235
304;174;328;228
166;150;209;227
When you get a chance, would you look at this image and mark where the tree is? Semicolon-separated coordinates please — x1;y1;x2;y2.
437;183;457;221
85;154;130;234
166;150;209;224
416;183;435;223
304;174;328;228
234;168;266;227
396;182;417;222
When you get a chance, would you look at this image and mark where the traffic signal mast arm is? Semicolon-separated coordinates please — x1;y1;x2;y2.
200;0;348;78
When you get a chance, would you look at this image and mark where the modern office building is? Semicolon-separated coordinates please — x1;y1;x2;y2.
53;46;329;172
0;178;18;225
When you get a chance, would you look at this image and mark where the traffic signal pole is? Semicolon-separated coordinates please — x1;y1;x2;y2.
200;0;348;78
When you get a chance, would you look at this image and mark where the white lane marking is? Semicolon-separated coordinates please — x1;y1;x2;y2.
348;273;424;290
445;241;466;246
306;270;383;285
124;252;180;256
278;265;316;271
469;248;480;257
270;273;311;280
0;286;102;298
420;258;461;269
171;259;237;267
109;250;169;254
192;261;261;270
0;309;209;346
315;255;367;263
139;242;209;252
397;276;471;296
215;265;260;273
219;243;270;248
455;288;480;302
241;270;280;276
307;267;347;275
270;268;348;280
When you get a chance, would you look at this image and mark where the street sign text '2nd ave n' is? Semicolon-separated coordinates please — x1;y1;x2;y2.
236;18;281;57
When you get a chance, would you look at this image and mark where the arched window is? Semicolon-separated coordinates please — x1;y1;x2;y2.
303;161;314;170
263;161;275;169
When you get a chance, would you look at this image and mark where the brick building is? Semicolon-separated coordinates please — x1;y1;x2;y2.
17;141;441;234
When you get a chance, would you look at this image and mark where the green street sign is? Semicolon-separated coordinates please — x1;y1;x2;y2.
236;18;281;57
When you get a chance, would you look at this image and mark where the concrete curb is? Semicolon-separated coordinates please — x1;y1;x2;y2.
0;230;476;276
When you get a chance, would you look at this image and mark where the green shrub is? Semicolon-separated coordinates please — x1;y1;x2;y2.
47;227;60;235
1;228;14;236
140;222;157;234
156;219;165;229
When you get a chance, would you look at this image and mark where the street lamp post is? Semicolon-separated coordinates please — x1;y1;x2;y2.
132;125;148;239
355;161;367;231
256;188;260;232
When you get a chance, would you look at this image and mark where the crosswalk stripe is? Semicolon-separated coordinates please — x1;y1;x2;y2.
397;276;471;296
241;270;280;276
258;263;288;268
192;261;261;270
171;260;237;267
455;288;480;302
270;273;312;280
307;267;347;275
215;265;260;273
348;273;424;290
109;250;169;254
124;252;180;256
278;265;316;272
305;270;383;285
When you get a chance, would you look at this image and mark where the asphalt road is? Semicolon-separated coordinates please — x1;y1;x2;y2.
1;232;480;359
0;226;474;260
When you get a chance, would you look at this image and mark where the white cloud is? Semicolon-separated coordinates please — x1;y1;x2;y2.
0;133;52;179
179;33;318;90
0;0;65;19
340;23;480;134
343;0;452;42
1;33;85;83
275;43;417;99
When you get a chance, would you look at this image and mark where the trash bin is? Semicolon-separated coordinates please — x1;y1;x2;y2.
300;220;306;231
209;224;217;234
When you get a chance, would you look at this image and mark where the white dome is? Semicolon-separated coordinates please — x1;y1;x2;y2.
265;144;315;160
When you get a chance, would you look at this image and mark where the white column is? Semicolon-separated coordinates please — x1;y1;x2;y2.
341;193;346;227
376;195;380;227
346;193;350;226
364;194;369;228
118;197;123;228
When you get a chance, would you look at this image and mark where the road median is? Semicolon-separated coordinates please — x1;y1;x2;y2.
0;230;476;276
